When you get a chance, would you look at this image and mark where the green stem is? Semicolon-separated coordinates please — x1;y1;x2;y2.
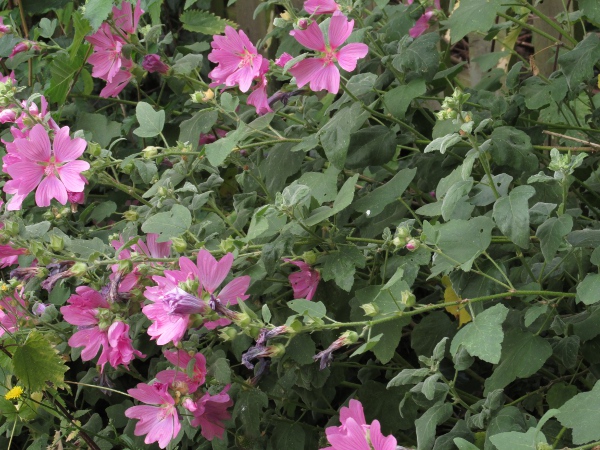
520;1;578;46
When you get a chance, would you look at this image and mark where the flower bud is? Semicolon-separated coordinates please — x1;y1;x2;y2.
360;302;379;317
297;18;309;30
233;312;251;328
142;146;159;159
302;250;318;266
3;221;19;236
123;210;138;222
88;142;102;157
142;54;170;74
218;326;238;342
392;237;403;248
118;259;133;273
171;237;187;253
71;262;88;277
401;290;416;307
341;330;359;344
268;343;286;358
405;239;420;251
219;237;235;254
395;226;411;239
190;89;214;103
49;235;64;252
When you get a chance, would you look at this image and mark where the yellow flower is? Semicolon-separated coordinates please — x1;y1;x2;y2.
4;386;23;401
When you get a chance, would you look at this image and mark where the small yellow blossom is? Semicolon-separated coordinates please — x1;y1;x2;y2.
4;386;23;401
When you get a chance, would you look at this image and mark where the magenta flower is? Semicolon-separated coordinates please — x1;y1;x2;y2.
247;59;272;115
275;52;293;68
289;11;368;94
284;259;320;301
142;54;170;74
208;26;264;92
0;244;26;268
125;382;181;449
86;24;126;83
0;109;16;123
0;289;28;338
323;399;397;450
61;286;143;371
199;129;227;145
15;95;58;134
158;349;207;393
0;71;15;84
186;386;233;441
0;17;11;35
9;41;40;58
113;0;144;34
304;0;340;15
5;124;89;208
99;59;134;98
407;0;441;38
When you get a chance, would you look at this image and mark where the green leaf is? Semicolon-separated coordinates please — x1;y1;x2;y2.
354;168;417;217
577;274;600;305
483;329;552;395
547;382;578;409
21;0;69;14
320;245;366;292
453;437;480;450
450;304;509;364
133;160;158;184
443;0;509;44
285;334;316;365
372;316;411;364
246;205;287;241
232;389;268;439
489;427;547;450
416;402;454;450
580;0;600;23
134;102;165;138
536;215;573;261
558;33;600;89
172;54;203;75
83;0;113;31
345;125;397;169
492;185;535;248
38;18;57;38
304;175;359;226
490;127;538;177
46;52;81;104
70;11;92;60
141;204;192;242
88;201;117;223
77;113;121;148
220;92;239;112
558;381;600;444
384;78;427;119
393;33;440;81
180;9;233;34
69;237;109;259
319;103;369;169
12;330;68;392
424;133;462;154
288;300;326;318
205;124;247;166
271;423;305;450
23;221;51;239
179;109;218;151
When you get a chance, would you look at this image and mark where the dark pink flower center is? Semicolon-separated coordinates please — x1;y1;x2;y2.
238;49;256;68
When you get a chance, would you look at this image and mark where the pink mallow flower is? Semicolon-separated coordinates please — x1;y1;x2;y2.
142;250;250;345
86;23;126;83
304;0;340;15
9;41;40;59
156;349;207;394
113;0;144;35
284;259;320;301
60;286;143;371
185;386;233;441
289;11;368;94
247;59;272;115
208;26;264;93
142;54;170;74
275;52;293;68
0;244;27;268
5;124;89;209
0;17;12;35
323;399;397;450
100;58;134;98
407;0;441;38
125;382;181;449
0;289;28;338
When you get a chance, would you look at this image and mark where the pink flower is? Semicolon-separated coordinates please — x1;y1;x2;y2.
407;0;441;38
9;41;40;58
61;286;143;370
113;0;144;34
157;349;207;393
323;400;397;450
284;259;320;301
125;382;181;449
275;52;293;67
186;386;233;441
5;124;89;208
208;26;264;93
99;60;134;98
304;0;340;15
68;191;85;205
0;109;16;123
86;23;126;82
15;95;58;133
289;11;368;94
142;54;170;74
0;244;27;268
0;289;28;337
247;59;272;115
0;17;11;35
0;71;15;84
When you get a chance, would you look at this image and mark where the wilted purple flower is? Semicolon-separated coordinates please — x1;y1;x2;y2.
314;331;358;370
142;54;170;74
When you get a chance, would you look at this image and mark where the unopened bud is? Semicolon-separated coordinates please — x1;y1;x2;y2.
123;210;138;222
171;237;187;253
360;302;379;317
142;146;159;159
50;235;64;252
219;237;235;254
118;259;133;273
405;239;420;251
233;312;251;328
88;142;102;157
71;262;88;277
302;251;317;266
401;290;416;307
297;18;309;30
395;226;411;239
341;330;359;344
218;327;238;342
268;343;286;358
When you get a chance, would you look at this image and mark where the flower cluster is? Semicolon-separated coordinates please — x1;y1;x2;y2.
125;349;232;448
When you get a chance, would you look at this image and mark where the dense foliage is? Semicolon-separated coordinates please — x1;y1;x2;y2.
2;0;600;449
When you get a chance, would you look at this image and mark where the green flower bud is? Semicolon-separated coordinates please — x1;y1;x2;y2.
395;226;411;239
118;259;133;273
401;290;416;307
219;237;235;254
123;210;139;222
88;142;102;157
142;146;159;159
233;312;251;328
71;262;88;277
218;326;238;342
341;330;359;344
268;343;286;358
302;251;318;266
360;302;379;317
3;221;19;236
405;239;420;251
49;235;64;252
171;237;187;253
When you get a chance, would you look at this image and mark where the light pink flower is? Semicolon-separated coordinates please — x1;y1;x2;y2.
9;41;40;58
289;11;368;94
186;385;233;441
0;244;27;268
304;0;340;15
0;17;11;35
407;0;441;38
5;124;89;208
61;286;142;370
0;71;15;84
247;59;272;115
157;349;207;393
86;23;126;82
323;399;397;450
100;58;134;98
113;0;144;34
275;52;293;68
68;191;85;205
142;54;170;74
125;382;181;449
208;26;264;92
15;95;59;133
0;109;16;123
0;289;28;337
284;259;320;301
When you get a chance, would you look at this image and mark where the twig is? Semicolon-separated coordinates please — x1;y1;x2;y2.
542;130;600;151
